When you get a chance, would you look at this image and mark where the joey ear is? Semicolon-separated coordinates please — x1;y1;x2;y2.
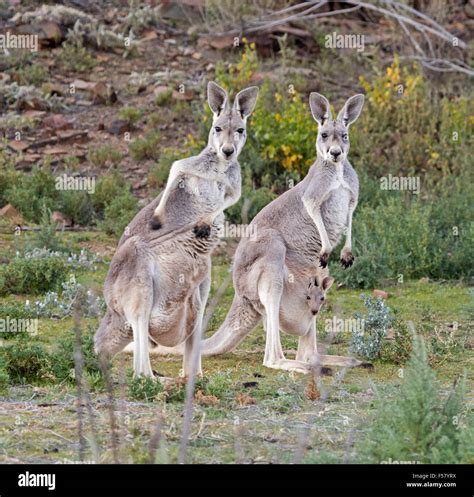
336;94;364;127
207;81;228;116
309;92;331;126
321;276;334;291
233;86;259;118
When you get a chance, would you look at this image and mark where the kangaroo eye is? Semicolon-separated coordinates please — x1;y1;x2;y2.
342;133;348;141
320;297;325;301
321;133;328;139
215;126;222;132
237;128;245;134
306;296;311;300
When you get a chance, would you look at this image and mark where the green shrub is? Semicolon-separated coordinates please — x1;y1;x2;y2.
0;254;69;296
379;317;412;365
154;88;173;107
356;335;473;463
92;170;130;216
59;190;94;226
148;148;179;190
88;145;123;168
99;191;139;236
349;294;393;361
331;179;473;288
3;167;58;223
128;375;164;402
57;43;97;72
129;131;161;161
51;328;103;385
118;106;143;125
13;64;49;86
31;205;65;252
0;340;53;384
0;364;10;394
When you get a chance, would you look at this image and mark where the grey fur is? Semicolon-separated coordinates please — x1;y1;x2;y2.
197;93;366;372
94;82;258;378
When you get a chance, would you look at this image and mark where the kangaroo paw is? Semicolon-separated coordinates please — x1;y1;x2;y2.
340;250;354;268
319;251;330;268
149;217;162;230
193;223;211;238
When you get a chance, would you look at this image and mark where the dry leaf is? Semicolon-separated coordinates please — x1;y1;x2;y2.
236;393;256;406
306;375;320;401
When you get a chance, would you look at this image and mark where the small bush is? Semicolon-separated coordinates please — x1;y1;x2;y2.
51;327;103;385
356;335;473;463
349;294;393;361
0;340;53;384
379;317;412;365
59;190;94;226
118;106;143;125
148;148;179;190
3;167;58;223
25;277;104;319
31;205;65;252
91;170;130;216
99;191;139;236
57;43;97;72
128;375;164;402
154;88;173;107
0;364;10;394
88;145;123;169
129;131;161;161
0;254;69;296
13;64;49;87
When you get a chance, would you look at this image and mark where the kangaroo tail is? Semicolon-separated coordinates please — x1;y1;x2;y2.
201;295;261;356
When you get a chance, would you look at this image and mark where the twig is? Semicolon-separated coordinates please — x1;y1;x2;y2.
73;296;86;462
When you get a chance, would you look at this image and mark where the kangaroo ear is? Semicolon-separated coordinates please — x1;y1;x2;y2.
234;86;259;118
208;81;228;116
321;276;334;291
337;94;364;127
309;92;331;126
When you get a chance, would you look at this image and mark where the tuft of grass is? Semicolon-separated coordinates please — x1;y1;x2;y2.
128;131;161;161
57;43;97;73
87;145;123;169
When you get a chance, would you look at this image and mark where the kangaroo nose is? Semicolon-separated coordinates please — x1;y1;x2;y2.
331;149;341;158
222;147;234;158
312;310;318;315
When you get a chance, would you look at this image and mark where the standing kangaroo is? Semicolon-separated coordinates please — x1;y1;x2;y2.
194;93;367;373
94;82;258;378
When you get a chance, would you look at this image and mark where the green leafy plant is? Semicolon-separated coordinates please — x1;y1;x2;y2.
350;294;393;361
357;335;473;463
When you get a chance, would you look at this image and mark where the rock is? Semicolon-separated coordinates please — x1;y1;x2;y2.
91;82;117;105
373;289;388;299
42;114;73;130
41;82;65;96
0;204;23;225
8;140;29;152
51;211;72;227
106;119;130;135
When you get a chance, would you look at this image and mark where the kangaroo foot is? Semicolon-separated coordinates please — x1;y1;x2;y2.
264;358;311;374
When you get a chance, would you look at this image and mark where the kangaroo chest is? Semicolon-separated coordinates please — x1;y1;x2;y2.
186;175;226;211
